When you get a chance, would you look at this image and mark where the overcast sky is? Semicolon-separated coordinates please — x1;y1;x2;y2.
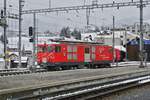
0;0;150;33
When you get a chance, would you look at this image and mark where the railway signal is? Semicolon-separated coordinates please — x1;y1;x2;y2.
1;10;4;18
29;26;34;42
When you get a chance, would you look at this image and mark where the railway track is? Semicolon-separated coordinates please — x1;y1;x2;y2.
0;69;19;72
111;61;150;67
0;61;149;77
56;75;150;100
0;68;47;77
0;70;150;100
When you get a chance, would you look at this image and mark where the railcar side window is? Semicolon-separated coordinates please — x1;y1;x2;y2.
68;45;72;52
55;46;61;53
73;46;77;52
92;54;95;60
85;48;90;54
67;54;72;60
73;54;77;60
92;47;95;53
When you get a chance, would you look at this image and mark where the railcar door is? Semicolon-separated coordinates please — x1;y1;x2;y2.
84;47;91;62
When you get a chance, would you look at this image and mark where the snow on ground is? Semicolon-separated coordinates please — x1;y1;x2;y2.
0;58;5;69
0;41;3;55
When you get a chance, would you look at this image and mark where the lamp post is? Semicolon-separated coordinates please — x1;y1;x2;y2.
32;13;36;72
125;28;128;61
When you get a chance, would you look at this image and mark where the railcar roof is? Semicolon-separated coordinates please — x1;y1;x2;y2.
51;40;104;45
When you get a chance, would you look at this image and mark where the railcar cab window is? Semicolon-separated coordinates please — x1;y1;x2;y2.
38;46;46;52
47;46;53;52
55;46;61;53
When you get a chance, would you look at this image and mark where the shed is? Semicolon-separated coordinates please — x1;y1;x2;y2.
127;39;150;61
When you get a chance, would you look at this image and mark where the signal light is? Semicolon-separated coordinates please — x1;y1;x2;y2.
29;27;33;36
1;10;4;18
29;38;34;42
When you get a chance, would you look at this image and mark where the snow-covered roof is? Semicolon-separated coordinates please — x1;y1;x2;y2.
127;31;149;40
81;32;98;40
115;45;126;52
9;52;19;56
14;56;28;63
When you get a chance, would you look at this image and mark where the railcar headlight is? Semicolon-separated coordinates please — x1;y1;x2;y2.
42;58;47;63
50;55;54;59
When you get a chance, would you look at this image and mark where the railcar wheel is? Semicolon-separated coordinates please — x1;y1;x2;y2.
70;66;74;70
97;64;105;68
92;65;98;69
106;63;111;68
86;64;92;69
77;65;85;69
73;66;78;70
55;66;62;71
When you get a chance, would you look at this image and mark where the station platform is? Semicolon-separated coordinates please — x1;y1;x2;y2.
0;65;150;91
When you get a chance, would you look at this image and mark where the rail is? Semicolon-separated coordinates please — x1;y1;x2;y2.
0;68;47;77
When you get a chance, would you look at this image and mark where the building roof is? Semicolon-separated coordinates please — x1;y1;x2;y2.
128;39;150;45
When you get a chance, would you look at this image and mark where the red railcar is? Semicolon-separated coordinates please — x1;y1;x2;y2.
37;40;121;70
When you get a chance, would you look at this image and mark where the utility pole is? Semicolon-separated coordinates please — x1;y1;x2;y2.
92;0;98;5
49;0;51;8
125;28;128;61
86;8;90;28
84;0;86;5
19;0;22;69
22;1;150;15
4;0;7;69
112;16;115;65
139;0;144;68
18;0;24;69
33;13;36;71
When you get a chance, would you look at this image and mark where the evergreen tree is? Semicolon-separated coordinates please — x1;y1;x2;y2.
0;35;8;43
94;26;100;32
71;28;81;40
60;27;71;38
